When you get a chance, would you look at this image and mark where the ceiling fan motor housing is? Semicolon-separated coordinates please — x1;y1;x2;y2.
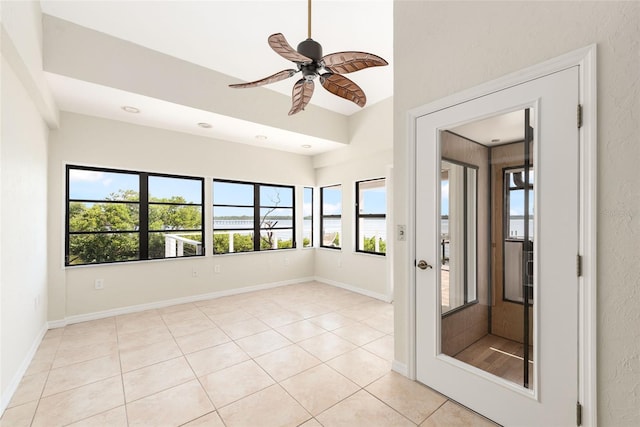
297;38;323;61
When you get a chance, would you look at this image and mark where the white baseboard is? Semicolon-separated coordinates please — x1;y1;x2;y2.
48;276;316;327
391;360;408;377
314;276;392;303
1;322;48;415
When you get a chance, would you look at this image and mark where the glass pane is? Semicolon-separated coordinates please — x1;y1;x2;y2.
69;169;139;201
213;230;254;254
233;231;254;253
358;179;386;215
149;176;202;204
303;187;313;247
322;218;341;247
68;202;139;232
149;205;202;231
322;186;342;215
260;185;293;207
259;208;293;228
440;108;535;391
68;232;139;265
213;207;254;228
358;218;387;253
213;181;253;206
506;169;535;240
467;170;477;302
303;188;313;217
260;229;293;250
440;160;477;314
149;232;202;258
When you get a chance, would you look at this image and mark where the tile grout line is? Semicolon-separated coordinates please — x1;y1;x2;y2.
27;329;63;427
114;316;131;427
162;304;221;426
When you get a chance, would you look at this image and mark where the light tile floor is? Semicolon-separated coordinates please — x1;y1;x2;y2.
1;281;496;427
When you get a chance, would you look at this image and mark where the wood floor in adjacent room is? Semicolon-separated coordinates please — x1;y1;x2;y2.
2;281;496;426
454;334;534;388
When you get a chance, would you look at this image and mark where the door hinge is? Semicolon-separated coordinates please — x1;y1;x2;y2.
576;402;583;426
577;254;583;277
577;104;583;128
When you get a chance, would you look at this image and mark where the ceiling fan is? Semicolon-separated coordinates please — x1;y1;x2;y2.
229;0;388;115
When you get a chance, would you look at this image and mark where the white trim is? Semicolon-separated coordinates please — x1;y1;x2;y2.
392;360;408;377
406;45;597;425
406;104;418;380
49;277;315;327
385;165;394;300
314;276;392;303
577;45;598;427
1;323;48;414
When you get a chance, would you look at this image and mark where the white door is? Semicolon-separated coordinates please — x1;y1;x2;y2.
416;67;579;426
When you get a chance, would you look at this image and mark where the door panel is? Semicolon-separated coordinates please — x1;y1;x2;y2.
415;67;579;426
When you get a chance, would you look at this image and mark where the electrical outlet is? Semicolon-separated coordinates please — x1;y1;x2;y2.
94;279;104;290
192;269;198;278
214;265;221;274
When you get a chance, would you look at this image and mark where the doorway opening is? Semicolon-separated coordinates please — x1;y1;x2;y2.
439;108;535;389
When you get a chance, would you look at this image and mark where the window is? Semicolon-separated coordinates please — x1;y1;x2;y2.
66;165;204;266
355;178;387;254
320;185;341;248
213;180;295;253
504;166;534;303
504;167;534;240
303;187;314;247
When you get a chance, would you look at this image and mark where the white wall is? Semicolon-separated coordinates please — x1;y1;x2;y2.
393;2;639;426
314;98;393;300
48;112;318;320
0;2;51;411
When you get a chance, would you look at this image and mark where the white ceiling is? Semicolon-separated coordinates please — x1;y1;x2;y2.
450;110;530;146
40;0;394;155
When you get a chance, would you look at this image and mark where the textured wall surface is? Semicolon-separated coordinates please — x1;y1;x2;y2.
393;2;639;425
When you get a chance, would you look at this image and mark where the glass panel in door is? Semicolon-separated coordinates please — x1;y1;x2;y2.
439;108;535;390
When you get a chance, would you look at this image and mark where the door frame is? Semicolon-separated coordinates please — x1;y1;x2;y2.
405;45;597;425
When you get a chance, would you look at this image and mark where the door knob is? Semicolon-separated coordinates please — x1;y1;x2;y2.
417;260;433;270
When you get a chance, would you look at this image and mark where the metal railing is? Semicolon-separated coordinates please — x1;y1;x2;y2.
164;233;202;257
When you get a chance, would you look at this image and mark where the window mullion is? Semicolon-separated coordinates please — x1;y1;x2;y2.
139;173;149;259
253;184;260;251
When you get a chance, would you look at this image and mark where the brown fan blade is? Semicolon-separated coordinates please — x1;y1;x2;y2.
320;73;366;107
322;51;388;74
289;79;315;115
229;69;297;88
268;33;313;64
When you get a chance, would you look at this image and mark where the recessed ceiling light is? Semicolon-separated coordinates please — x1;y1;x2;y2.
255;135;268;140
198;122;212;129
301;144;312;149
121;106;140;113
